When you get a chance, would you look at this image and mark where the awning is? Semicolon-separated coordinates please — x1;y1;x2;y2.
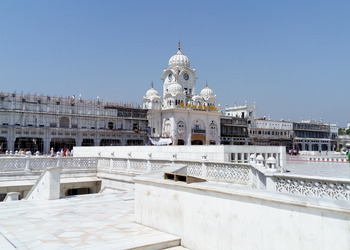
149;137;172;146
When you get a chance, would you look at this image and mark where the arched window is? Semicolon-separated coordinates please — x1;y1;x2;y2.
59;117;69;128
178;121;185;134
210;122;217;134
108;122;114;129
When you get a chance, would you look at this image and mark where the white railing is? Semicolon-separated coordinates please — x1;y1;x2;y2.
307;156;348;163
275;176;350;200
185;161;250;184
1;155;349;201
0;156;98;172
0;158;27;171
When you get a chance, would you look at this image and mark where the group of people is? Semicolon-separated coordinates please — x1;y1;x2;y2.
49;148;72;157
4;149;40;156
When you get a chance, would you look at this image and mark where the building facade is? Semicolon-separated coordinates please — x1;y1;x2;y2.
248;118;294;149
0;92;148;154
143;43;221;145
293;120;336;151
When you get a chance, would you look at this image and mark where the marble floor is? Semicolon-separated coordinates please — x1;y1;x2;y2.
0;190;181;250
286;156;350;179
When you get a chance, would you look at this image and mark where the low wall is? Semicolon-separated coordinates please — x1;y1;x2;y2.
135;166;350;250
73;145;286;169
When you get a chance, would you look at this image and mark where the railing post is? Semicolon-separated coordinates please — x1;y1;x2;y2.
127;152;131;171
109;158;113;172
201;154;207;179
172;153;177;164
56;151;62;167
147;153;152;172
25;151;31;172
201;162;207;179
264;171;277;191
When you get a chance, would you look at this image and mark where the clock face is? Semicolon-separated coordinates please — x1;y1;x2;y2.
168;73;173;81
183;73;189;80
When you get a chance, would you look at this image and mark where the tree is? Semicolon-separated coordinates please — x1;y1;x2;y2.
338;128;345;135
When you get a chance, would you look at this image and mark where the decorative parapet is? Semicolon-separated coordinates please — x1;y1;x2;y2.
275;175;350;200
1;155;349;201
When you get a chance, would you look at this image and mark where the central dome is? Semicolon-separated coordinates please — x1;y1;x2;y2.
168;43;190;68
168;82;183;94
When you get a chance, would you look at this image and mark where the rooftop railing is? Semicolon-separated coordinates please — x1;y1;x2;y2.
0;154;348;201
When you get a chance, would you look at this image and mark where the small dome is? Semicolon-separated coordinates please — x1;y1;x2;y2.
256;155;264;161
168;83;183;94
192;95;203;101
145;87;159;98
200;85;215;98
266;156;277;164
168;43;190;68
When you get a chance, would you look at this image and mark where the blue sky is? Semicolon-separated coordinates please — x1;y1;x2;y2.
1;1;349;127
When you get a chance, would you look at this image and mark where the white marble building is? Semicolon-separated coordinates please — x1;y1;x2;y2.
225;102;256;119
143;43;221;145
0;92;148;154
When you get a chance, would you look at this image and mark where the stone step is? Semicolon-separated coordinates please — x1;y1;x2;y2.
76;231;181;250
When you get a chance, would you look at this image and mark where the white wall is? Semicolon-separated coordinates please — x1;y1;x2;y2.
135;168;350;250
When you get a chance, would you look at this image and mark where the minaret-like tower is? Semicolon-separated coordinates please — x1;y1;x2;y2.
162;42;197;109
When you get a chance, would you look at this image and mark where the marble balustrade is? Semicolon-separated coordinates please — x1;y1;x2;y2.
0;155;349;200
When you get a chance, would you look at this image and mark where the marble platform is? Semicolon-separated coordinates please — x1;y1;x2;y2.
0;190;181;249
286;156;350;179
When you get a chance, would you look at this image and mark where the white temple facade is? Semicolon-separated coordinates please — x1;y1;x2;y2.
143;43;221;145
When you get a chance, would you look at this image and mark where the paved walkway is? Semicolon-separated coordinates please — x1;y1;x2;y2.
0;190;181;250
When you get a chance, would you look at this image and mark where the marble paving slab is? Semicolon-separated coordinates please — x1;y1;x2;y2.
0;190;180;250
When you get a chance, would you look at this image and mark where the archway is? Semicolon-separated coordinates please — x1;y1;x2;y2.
81;139;94;146
59;116;69;128
321;144;328;151
0;137;7;153
177;139;185;145
100;139;121;146
191;140;204;145
15;137;43;153
50;138;76;152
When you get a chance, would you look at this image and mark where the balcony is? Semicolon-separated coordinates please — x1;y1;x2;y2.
192;129;206;134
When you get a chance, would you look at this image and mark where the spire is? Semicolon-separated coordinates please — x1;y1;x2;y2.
178;41;181;51
151;81;154;88
206;80;208;87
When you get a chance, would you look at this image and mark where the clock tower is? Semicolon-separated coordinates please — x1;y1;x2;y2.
143;43;221;145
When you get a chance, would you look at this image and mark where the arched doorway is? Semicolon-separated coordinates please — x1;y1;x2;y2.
191;140;204;145
50;138;76;152
177;139;185;145
100;139;121;146
0;137;7;153
81;139;94;146
15;137;43;153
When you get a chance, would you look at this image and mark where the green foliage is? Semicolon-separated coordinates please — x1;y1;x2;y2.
346;129;350;135
338;129;346;135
